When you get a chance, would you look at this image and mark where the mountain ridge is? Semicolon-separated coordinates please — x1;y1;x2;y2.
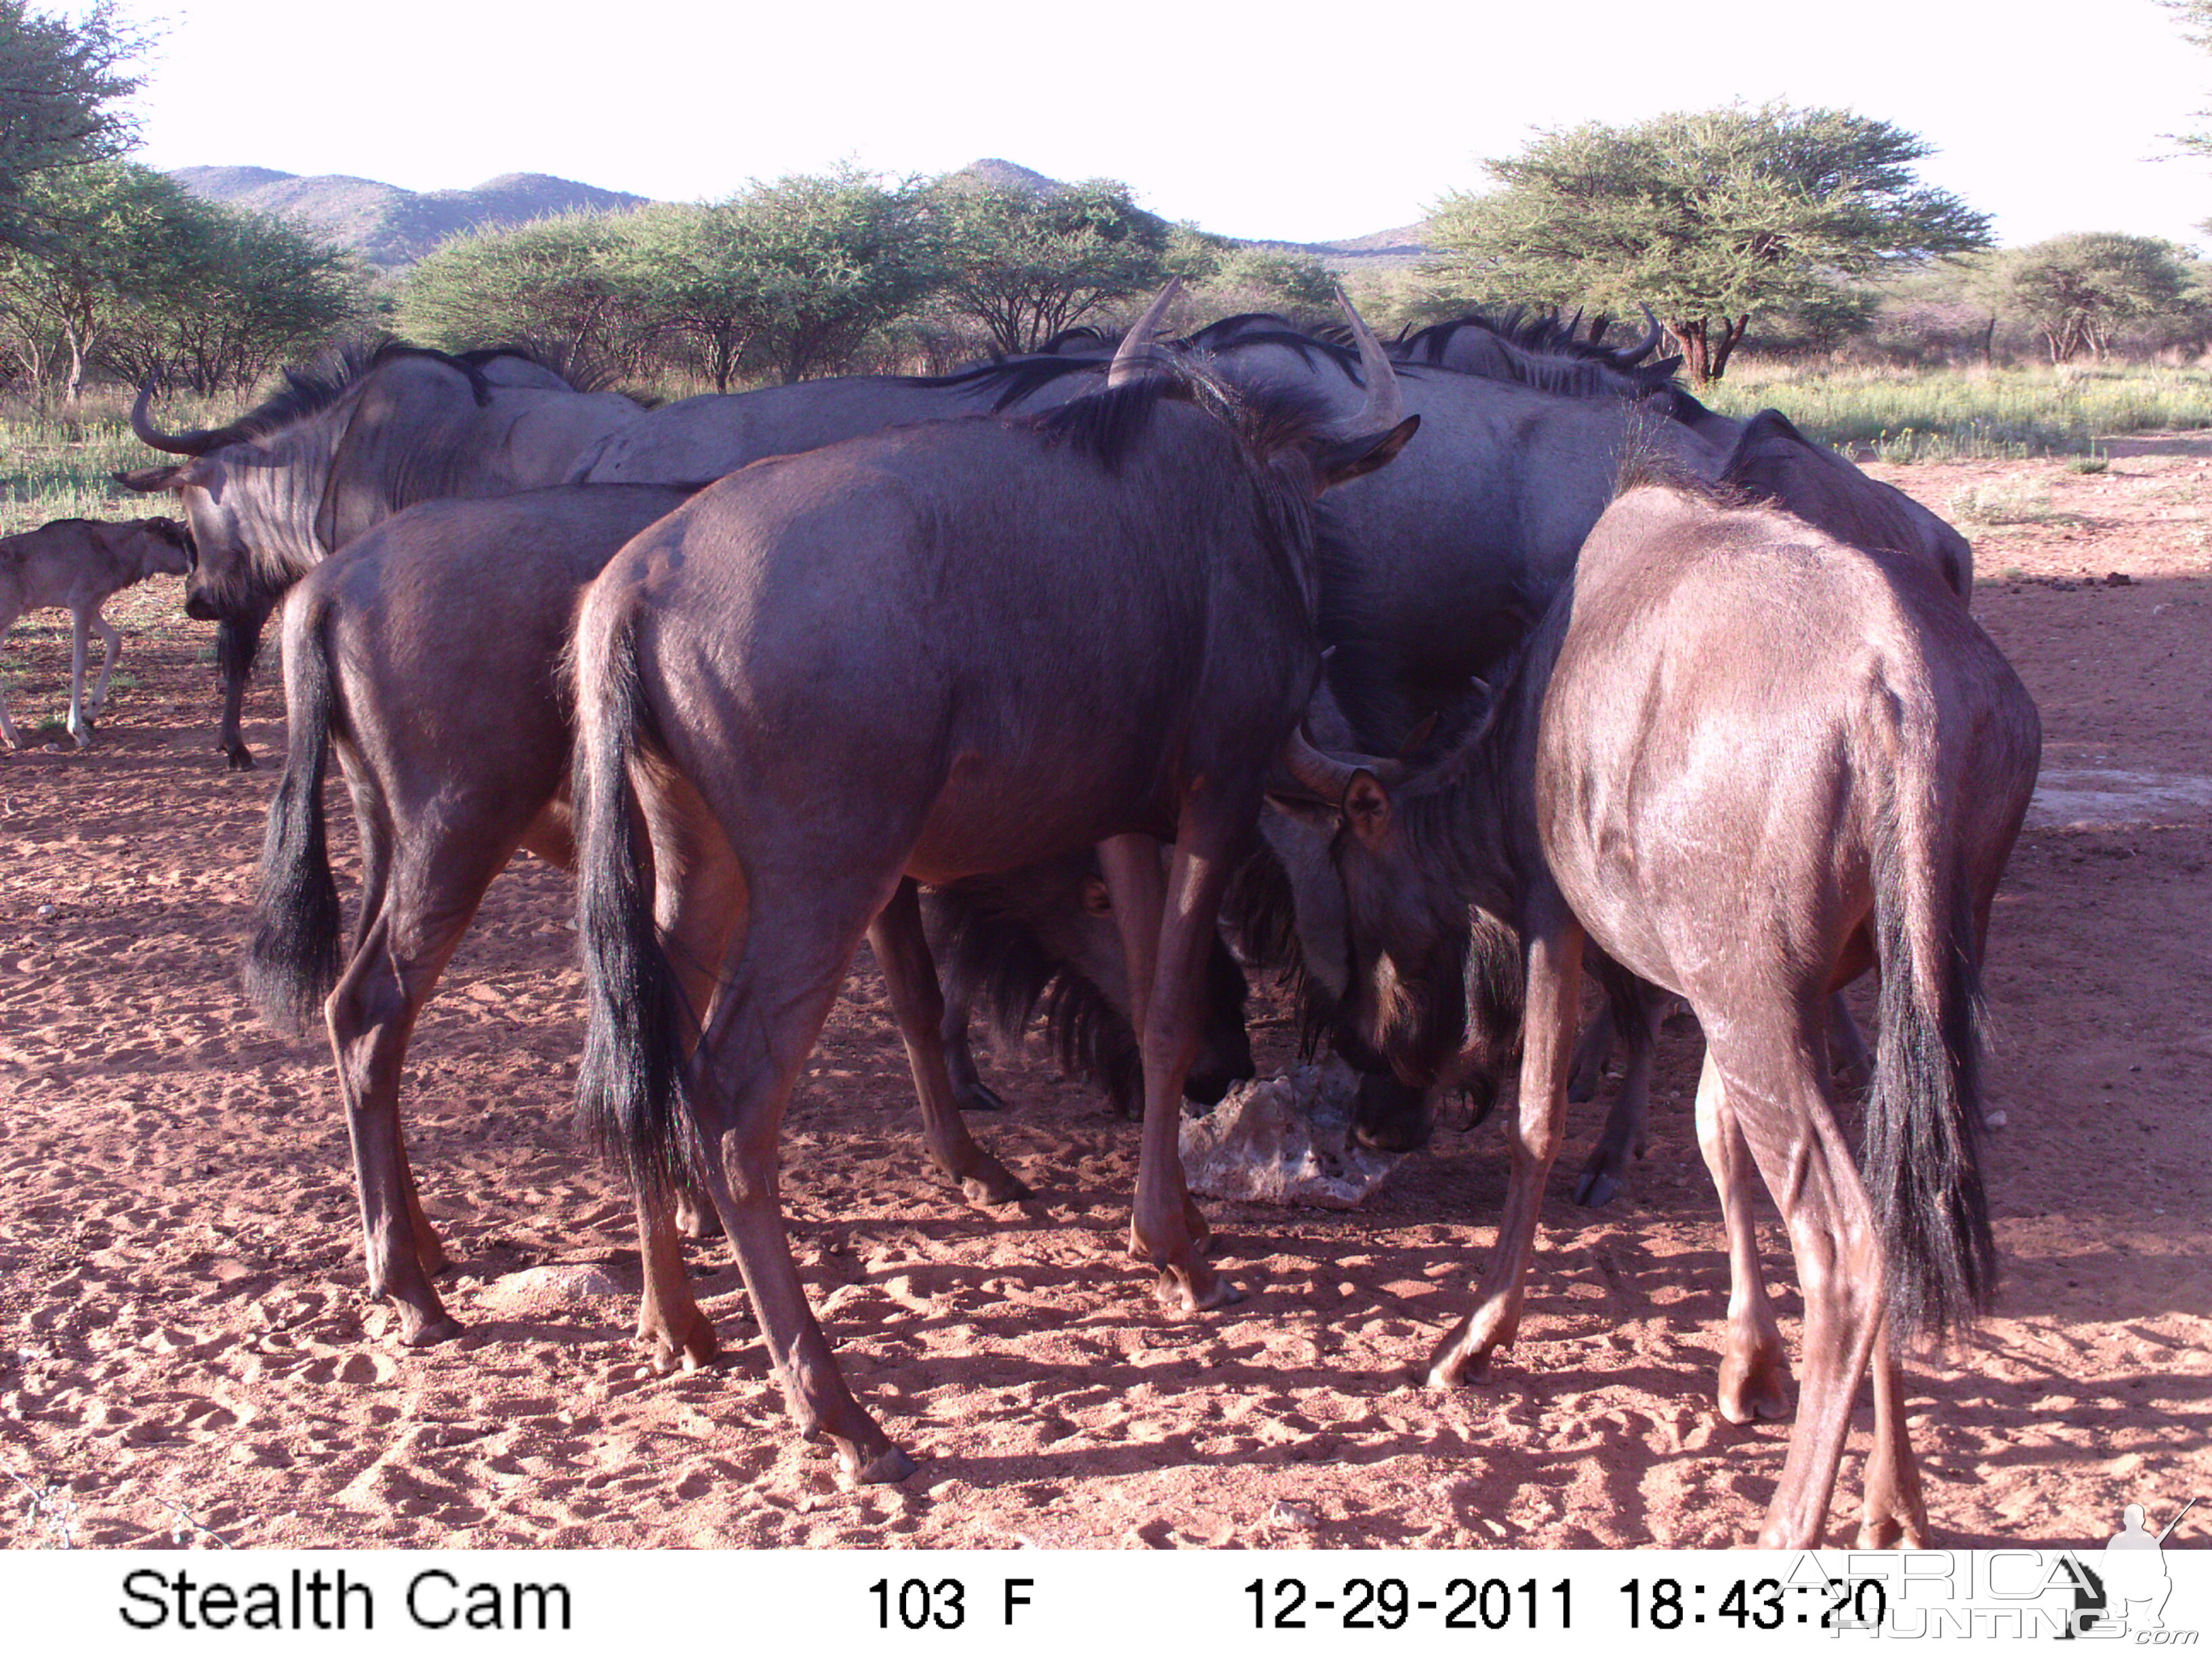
168;160;1430;272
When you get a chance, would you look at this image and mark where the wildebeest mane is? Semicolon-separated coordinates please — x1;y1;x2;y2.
201;340;515;451
1024;361;1338;471
1391;308;1685;400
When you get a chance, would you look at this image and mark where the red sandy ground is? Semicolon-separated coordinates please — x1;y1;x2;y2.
1;438;2207;1551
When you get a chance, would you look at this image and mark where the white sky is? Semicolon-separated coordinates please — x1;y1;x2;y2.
108;0;2209;251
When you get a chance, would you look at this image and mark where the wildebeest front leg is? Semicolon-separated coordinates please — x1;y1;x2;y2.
1855;1325;1928;1548
1574;985;1662;1208
869;878;1030;1204
214;602;270;770
1427;906;1584;1385
939;994;1010;1113
1105;823;1244;1312
1692;1050;1792;1422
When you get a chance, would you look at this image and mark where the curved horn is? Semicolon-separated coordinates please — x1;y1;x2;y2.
1275;724;1399;806
1335;289;1404;434
1105;277;1184;388
130;380;223;457
1614;304;1665;367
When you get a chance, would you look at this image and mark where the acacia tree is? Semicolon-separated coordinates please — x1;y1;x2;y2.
0;160;178;396
931;178;1166;354
396;211;654;377
1425;103;1991;382
733;169;936;383
621;201;771;392
2003;234;2191;363
0;0;144;253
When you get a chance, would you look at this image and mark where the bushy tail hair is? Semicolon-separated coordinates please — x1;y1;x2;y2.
572;605;696;1199
1861;771;1999;1345
242;600;342;1032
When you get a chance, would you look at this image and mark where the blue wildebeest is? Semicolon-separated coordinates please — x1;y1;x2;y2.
0;516;194;749
116;342;642;768
570;289;1417;1481
1284;423;2039;1547
246;482;1254;1358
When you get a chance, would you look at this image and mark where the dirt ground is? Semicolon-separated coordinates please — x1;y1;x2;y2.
1;438;2207;1552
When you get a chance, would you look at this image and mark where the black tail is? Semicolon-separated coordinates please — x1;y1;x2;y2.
1861;787;1998;1345
572;603;695;1197
242;599;342;1032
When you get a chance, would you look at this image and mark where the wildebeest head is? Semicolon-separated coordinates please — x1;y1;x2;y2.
1265;674;1525;1111
1721;409;1975;598
125;516;196;579
115;346;513;621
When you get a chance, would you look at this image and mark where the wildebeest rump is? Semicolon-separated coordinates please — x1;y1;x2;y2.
1295;438;2040;1546
570;295;1416;1481
115;342;642;768
0;516;194;749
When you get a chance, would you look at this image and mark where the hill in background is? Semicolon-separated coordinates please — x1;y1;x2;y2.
169;167;650;268
169;158;1429;272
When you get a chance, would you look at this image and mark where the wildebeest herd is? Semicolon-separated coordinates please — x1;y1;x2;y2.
6;283;2041;1549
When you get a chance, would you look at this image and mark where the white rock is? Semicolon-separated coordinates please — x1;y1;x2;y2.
1179;1059;1399;1210
476;1263;630;1317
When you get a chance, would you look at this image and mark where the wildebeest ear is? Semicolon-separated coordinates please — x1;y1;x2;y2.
1078;876;1113;917
1317;415;1420;489
1345;771;1391;847
114;465;183;493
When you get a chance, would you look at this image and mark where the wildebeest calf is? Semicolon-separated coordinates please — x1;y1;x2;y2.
0;516;192;749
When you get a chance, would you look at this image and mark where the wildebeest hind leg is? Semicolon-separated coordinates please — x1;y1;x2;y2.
325;871;495;1347
1692;1050;1791;1422
1715;1017;1884;1549
0;609;20;747
1854;1325;1927;1547
684;875;913;1483
869;879;1029;1204
635;1188;716;1373
1427;903;1584;1385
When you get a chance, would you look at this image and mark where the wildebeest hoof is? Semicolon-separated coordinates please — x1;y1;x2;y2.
1853;1509;1923;1550
1717;1350;1793;1424
398;1311;466;1347
959;1162;1031;1206
224;745;255;771
958;1080;1009;1113
1160;1265;1244;1313
68;725;92;749
674;1193;723;1240
644;1313;718;1374
839;1442;918;1487
1572;1166;1622;1208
